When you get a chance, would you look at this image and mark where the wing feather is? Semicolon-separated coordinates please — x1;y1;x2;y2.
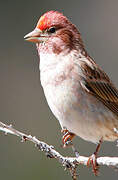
80;58;118;116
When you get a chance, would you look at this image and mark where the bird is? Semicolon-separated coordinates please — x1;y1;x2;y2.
24;11;118;174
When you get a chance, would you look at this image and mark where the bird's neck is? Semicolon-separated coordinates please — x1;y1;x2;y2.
38;45;89;73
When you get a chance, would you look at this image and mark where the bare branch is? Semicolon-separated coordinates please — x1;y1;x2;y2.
0;121;118;180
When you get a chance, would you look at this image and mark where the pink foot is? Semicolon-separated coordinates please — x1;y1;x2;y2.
61;129;75;148
87;153;99;176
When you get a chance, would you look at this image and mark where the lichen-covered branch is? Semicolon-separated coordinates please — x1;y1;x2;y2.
0;121;118;180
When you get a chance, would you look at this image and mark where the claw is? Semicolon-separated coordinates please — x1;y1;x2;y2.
87;153;99;176
61;128;75;148
87;138;103;176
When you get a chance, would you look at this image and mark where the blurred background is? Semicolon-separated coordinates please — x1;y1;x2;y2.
0;0;118;179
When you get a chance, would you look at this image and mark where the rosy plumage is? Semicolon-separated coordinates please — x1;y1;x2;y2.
24;11;118;174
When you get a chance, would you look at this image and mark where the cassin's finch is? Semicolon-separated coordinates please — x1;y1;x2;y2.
24;11;118;174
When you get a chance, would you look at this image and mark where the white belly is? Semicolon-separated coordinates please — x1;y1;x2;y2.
42;78;118;143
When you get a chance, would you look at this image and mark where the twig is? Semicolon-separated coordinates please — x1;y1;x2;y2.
0;121;118;179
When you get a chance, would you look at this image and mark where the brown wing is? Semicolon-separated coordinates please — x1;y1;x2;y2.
80;59;118;116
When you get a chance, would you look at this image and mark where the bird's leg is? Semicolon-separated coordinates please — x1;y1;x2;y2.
87;138;103;176
61;128;75;148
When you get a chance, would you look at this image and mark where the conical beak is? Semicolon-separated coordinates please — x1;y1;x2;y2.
24;28;42;43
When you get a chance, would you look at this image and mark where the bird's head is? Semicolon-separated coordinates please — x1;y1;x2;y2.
24;11;84;54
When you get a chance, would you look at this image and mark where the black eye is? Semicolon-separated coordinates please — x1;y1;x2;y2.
48;27;56;33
